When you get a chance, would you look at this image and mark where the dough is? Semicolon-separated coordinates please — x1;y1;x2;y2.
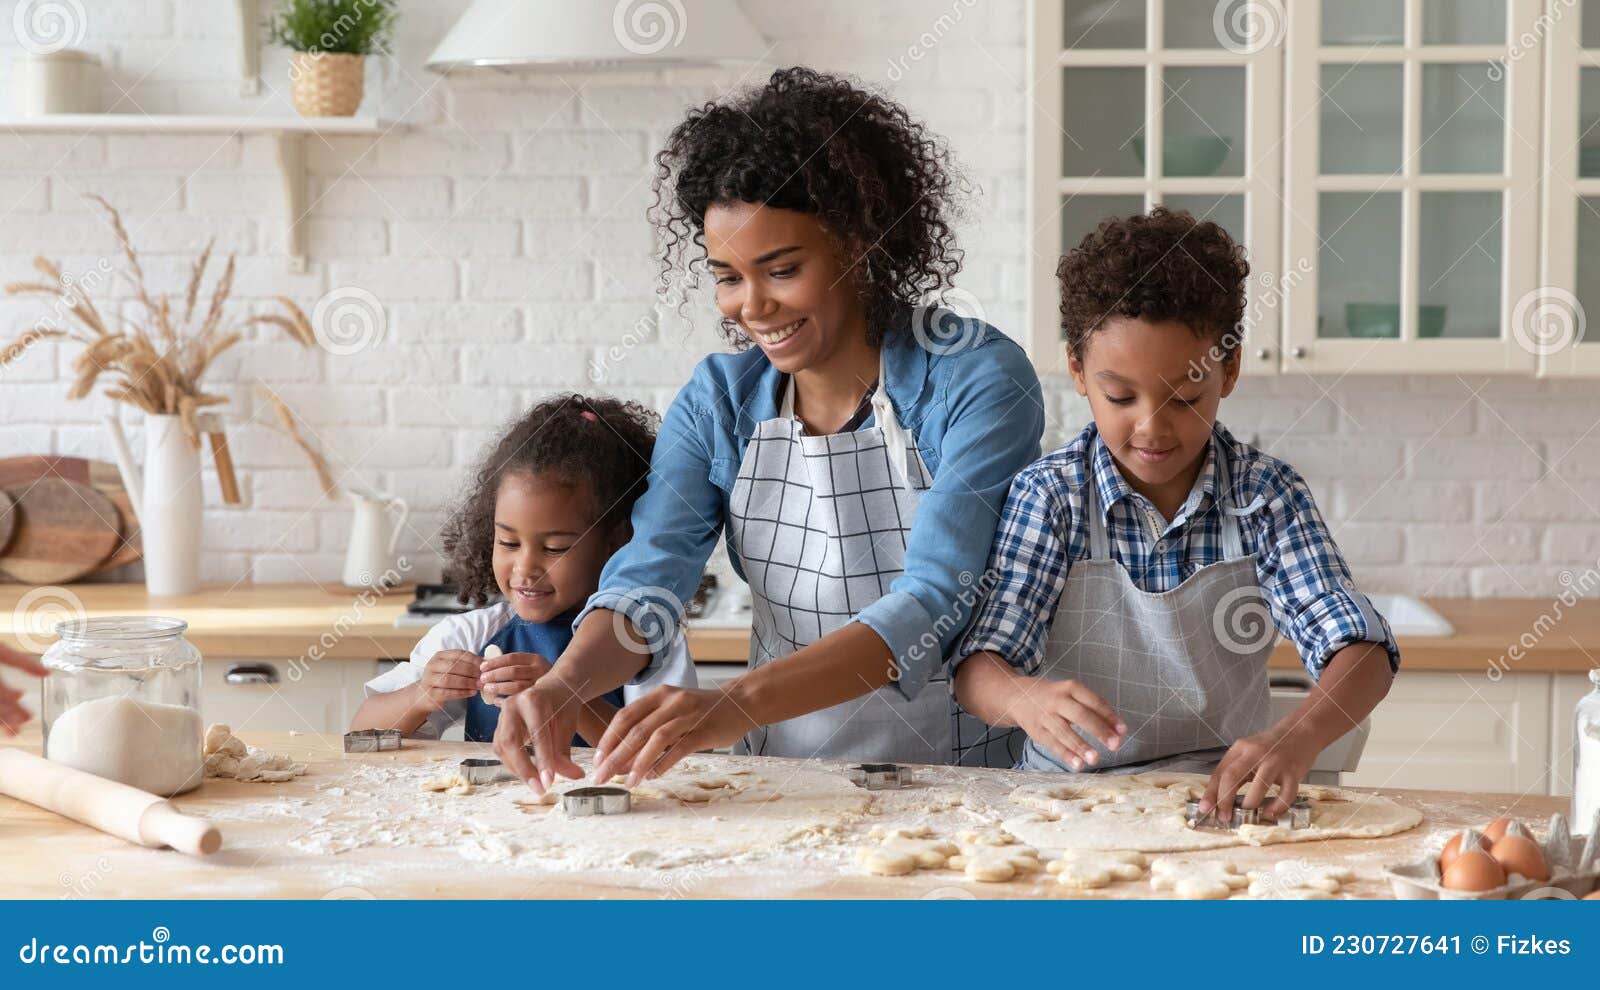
1149;858;1248;899
948;844;1042;882
47;696;203;796
479;645;502;706
857;826;960;875
957;827;1019;847
201;724;307;784
632;771;756;804
420;772;472;795
1047;849;1149;889
1002;772;1421;853
1247;859;1354;899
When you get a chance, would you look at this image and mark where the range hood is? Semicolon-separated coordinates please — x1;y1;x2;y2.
427;0;766;72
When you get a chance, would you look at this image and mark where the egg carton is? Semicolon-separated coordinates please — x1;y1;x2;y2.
1385;812;1600;900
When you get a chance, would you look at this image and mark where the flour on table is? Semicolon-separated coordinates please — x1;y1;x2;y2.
202;724;307;783
46;696;204;796
1149;858;1248;900
1002;772;1420;853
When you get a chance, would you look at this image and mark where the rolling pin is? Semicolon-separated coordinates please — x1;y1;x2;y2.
0;750;221;856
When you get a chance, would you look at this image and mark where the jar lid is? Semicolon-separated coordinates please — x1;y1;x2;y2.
1591;668;1600;688
54;616;188;641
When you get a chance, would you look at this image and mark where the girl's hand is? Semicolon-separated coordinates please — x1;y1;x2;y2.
0;644;47;736
591;685;759;787
477;652;552;705
1012;678;1126;771
414;650;483;714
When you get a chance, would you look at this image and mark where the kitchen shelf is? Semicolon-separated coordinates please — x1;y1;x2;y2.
1;113;401;272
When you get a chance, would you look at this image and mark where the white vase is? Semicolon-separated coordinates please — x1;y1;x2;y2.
343;490;408;588
105;414;203;596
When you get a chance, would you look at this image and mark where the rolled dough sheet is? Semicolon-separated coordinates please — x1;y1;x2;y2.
1001;771;1421;854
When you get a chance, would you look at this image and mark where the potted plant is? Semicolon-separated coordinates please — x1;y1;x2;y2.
268;0;398;117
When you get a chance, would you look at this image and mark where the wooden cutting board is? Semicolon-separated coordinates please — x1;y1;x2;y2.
0;478;120;583
0;456;140;572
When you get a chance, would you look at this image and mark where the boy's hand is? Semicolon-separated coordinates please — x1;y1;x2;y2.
1200;723;1319;820
477;652;552;705
1012;677;1126;771
413;650;483;714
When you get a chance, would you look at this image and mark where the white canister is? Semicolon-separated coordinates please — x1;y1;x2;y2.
17;49;102;115
1574;668;1600;836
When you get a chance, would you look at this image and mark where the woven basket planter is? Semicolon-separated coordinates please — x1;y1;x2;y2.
289;51;365;117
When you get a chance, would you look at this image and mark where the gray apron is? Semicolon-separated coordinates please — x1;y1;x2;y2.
726;352;1016;767
1021;436;1274;774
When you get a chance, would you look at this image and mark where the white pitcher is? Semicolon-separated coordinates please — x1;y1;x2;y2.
103;414;203;596
343;490;409;588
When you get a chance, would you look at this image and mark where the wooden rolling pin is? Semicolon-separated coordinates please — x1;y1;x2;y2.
0;750;221;856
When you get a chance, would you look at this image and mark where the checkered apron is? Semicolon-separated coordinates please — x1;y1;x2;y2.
726;356;1015;766
1021;435;1274;773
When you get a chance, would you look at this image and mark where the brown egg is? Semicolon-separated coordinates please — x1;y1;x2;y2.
1490;834;1550;881
1440;829;1490;872
1441;848;1507;892
1482;817;1517;843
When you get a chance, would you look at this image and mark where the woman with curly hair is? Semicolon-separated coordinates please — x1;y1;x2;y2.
352;395;694;742
494;67;1044;791
953;207;1397;815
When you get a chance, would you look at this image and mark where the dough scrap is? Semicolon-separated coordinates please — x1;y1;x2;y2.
633;772;755;804
201;724;307;784
1047;849;1149;889
1004;771;1420;853
957;827;1018;846
1150;858;1248;900
948;844;1042;883
1247;859;1354;899
856;826;960;876
420;772;472;796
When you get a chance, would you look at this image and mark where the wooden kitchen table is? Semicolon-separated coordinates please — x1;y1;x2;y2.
0;728;1571;900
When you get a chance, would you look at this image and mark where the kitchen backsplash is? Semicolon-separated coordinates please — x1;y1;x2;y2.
1;0;1594;601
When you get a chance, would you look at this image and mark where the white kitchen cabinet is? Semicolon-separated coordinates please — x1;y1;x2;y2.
1550;671;1592;796
200;658;380;735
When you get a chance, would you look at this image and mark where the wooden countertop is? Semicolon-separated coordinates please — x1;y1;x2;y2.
0;583;1596;673
0;727;1569;899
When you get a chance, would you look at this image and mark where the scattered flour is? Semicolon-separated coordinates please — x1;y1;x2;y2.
46;696;203;796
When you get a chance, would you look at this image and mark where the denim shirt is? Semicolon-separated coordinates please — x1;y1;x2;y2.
576;313;1044;702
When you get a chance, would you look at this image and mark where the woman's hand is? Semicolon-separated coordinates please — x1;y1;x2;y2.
1009;677;1126;771
413;650;483;715
493;680;586;794
1199;723;1319;820
592;685;759;786
476;652;552;705
0;644;48;736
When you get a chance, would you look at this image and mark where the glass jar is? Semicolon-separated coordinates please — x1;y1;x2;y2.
1575;668;1600;836
41;617;204;797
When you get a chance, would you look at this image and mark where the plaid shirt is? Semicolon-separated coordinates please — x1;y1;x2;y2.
958;422;1400;678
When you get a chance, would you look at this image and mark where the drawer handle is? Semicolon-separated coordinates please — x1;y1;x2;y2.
225;663;280;686
1270;674;1313;692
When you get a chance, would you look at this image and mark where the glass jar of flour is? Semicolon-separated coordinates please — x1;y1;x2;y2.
41;617;203;797
1575;669;1600;836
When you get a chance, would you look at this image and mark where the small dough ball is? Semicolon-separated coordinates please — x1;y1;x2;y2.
203;723;233;755
857;846;918;876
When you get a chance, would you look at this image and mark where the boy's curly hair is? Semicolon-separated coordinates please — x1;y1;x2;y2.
1057;207;1250;362
441;394;659;607
651;66;966;347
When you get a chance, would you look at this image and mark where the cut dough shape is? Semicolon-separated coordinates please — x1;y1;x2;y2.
633;772;754;804
1047;850;1149;889
957;827;1018;846
512;790;561;808
420;772;472;795
479;644;502;706
857;826;960;876
1003;771;1420;853
1247;860;1354;899
1149;858;1248;900
948;844;1042;883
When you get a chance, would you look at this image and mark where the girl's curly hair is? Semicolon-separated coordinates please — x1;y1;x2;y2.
441;394;659;607
1057;206;1250;362
651;65;966;347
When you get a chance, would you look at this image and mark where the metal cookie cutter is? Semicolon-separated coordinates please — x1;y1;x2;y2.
343;728;402;753
457;746;537;786
563;786;631;817
1185;794;1312;830
849;763;914;791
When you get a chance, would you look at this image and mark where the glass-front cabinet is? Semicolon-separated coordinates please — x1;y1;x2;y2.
1027;0;1285;376
1027;0;1582;376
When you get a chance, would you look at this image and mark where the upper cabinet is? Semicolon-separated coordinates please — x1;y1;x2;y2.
1027;0;1284;376
1027;0;1590;376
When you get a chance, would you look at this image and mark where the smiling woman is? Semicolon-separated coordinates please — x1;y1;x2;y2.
490;66;1045;793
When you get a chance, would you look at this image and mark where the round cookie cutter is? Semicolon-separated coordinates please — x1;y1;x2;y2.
563;785;631;816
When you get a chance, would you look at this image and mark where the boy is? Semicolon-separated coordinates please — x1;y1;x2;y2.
955;208;1398;820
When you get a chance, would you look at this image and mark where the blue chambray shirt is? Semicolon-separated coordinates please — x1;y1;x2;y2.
576;313;1045;702
958;421;1401;678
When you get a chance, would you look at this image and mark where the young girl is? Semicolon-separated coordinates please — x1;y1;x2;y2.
353;395;695;743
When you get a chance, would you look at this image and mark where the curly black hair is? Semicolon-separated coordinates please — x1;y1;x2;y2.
1057;206;1250;362
651;66;966;347
441;394;659;607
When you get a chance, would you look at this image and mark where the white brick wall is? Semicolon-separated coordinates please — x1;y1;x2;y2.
1;0;1596;601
